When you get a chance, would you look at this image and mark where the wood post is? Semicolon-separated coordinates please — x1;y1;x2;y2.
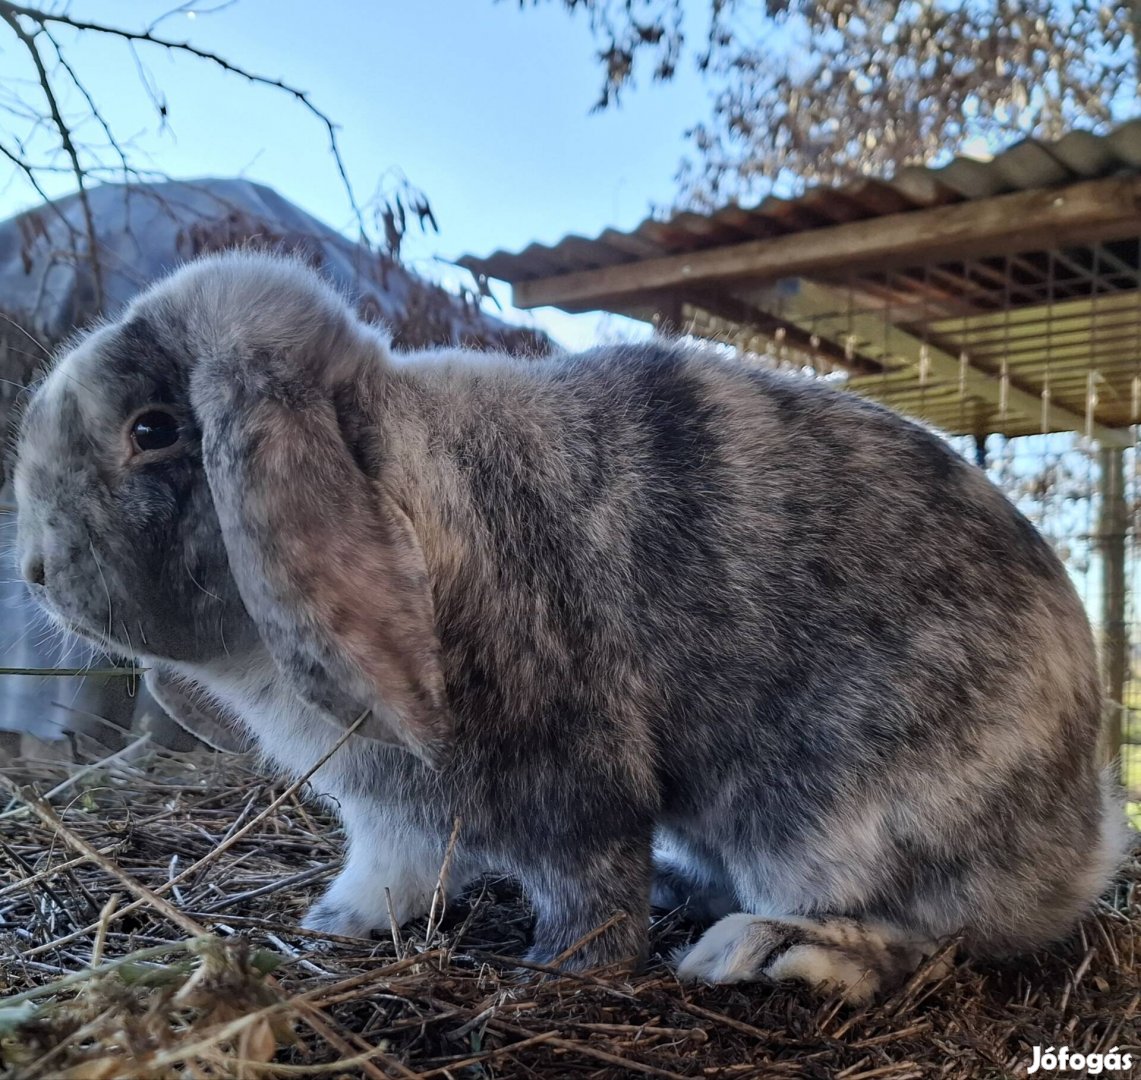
972;434;988;470
1098;445;1129;778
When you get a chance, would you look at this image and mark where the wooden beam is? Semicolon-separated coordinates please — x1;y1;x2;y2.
780;281;1133;446
511;176;1141;312
928;289;1141;337
1098;446;1128;777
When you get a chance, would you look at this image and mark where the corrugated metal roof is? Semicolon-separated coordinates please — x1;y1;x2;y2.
460;120;1141;287
460;120;1141;444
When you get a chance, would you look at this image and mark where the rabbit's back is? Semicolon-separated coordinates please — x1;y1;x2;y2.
395;340;1094;763
386;341;1112;950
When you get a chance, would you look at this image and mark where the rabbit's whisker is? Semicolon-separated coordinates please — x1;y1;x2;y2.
3;619;47;655
183;558;222;602
0;314;51;361
87;540;115;647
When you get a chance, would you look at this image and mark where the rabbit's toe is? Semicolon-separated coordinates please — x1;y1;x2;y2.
301;896;379;940
300;866;436;939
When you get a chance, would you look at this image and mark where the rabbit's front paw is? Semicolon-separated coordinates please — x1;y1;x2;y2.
524;924;645;975
301;895;383;940
526;866;651;973
300;860;437;939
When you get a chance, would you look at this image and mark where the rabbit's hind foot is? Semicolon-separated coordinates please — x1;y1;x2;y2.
676;913;947;1004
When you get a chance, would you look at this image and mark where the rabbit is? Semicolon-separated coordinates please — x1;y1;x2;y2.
12;250;1128;1001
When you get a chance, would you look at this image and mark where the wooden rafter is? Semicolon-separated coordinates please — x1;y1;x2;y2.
510;176;1141;312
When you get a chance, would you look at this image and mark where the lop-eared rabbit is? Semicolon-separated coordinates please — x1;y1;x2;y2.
13;252;1126;1001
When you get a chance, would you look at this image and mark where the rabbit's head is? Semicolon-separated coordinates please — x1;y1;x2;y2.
12;252;450;761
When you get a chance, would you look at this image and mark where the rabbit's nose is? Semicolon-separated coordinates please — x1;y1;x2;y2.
22;553;46;588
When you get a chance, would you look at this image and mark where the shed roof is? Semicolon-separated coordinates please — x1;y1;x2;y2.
462;120;1141;445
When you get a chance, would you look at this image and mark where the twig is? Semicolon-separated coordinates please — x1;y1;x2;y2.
41;24;134;185
549;911;628;968
577;1020;706;1039
262;930;333;978
0;834;88;932
0;5;105;308
386;885;405;959
424;816;462;947
489;1018;692;1080
1058;945;1098;1015
473;952;643;1002
292;1001;411;1080
0;846;119;900
90;893;119;968
408;1030;562;1079
0;140;79;238
198;863;332;913
678;1000;772;1041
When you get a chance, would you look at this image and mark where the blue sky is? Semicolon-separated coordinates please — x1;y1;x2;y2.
1;0;715;348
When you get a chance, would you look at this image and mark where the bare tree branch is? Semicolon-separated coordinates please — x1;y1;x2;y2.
0;0;368;244
0;0;443;366
0;137;83;245
1;4;105;306
40;25;133;185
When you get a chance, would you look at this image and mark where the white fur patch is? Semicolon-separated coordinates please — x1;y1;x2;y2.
675;913;785;984
301;835;436;936
301;798;480;938
766;944;878;1004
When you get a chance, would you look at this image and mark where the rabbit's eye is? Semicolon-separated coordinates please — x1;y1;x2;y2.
129;409;181;454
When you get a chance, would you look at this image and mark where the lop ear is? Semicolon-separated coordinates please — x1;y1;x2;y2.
144;667;247;753
190;353;451;765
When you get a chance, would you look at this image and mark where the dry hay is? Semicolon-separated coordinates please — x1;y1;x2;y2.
0;743;1137;1080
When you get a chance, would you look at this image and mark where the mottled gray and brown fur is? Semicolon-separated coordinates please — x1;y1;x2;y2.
13;252;1128;1002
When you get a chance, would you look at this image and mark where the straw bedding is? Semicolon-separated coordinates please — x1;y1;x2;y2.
1;743;1137;1079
